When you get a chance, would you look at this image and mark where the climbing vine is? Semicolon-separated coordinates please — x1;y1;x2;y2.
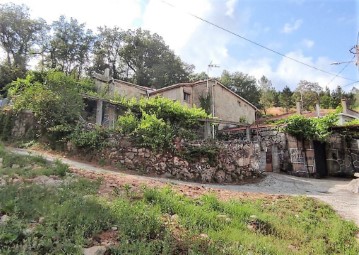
116;96;209;150
282;114;338;141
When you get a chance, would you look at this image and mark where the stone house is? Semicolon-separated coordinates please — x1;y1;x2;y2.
148;79;258;124
92;73;258;128
92;72;155;99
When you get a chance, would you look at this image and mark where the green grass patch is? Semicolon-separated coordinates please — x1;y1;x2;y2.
0;147;358;254
0;144;69;178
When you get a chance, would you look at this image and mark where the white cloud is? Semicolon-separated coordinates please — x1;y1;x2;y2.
281;19;303;34
219;51;345;91
302;39;314;48
225;0;238;18
3;0;143;30
142;0;212;53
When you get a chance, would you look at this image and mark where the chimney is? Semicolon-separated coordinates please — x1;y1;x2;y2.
341;99;348;114
316;103;320;117
296;101;302;115
104;68;110;79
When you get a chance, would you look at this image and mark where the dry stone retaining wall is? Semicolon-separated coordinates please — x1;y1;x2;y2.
89;134;263;183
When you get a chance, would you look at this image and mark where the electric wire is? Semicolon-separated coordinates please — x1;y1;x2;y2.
325;56;355;87
161;0;356;82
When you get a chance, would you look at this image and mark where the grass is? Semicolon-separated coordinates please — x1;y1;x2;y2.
0;145;358;254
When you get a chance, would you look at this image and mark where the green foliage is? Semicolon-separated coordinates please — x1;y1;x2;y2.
220;70;260;109
258;75;275;114
135;113;174;150
46;16;94;77
9;71;85;131
344;119;359;126
117;111;139;134
180;143;219;166
120;28;193;88
116;96;209;150
0;147;358;255
0;3;47;70
199;92;212;115
69;125;109;151
0;62;26;94
0;148;69;178
138;96;208;127
279;86;294;113
0;110;15;141
293;80;322;111
283;114;338;141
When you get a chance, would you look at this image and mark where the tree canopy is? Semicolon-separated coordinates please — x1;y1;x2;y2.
0;2;357;111
220;70;261;108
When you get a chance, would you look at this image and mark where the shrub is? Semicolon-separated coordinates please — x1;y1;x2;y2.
69;125;109;151
0;110;15;141
9;71;84;130
135;113;173;150
116;97;209;150
283;114;338;141
117;111;139;134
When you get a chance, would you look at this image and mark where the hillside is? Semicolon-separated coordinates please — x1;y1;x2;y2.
1;145;358;254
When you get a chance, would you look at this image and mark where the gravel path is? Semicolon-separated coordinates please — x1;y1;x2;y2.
8;147;359;226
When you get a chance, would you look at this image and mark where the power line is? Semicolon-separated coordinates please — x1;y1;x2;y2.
342;80;359;88
325;56;355;87
161;0;356;82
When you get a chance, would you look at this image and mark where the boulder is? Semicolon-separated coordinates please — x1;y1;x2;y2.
214;170;226;183
83;246;106;255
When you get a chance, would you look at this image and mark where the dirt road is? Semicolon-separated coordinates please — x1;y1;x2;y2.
9;147;359;226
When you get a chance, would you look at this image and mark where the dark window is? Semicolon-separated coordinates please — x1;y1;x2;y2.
184;92;191;102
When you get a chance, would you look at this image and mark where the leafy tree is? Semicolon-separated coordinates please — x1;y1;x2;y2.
0;3;47;91
0;3;47;67
120;28;193;88
258;75;275;114
90;26;125;79
279;86;294;113
272;90;280;107
46;16;94;77
189;72;209;82
319;86;332;109
351;87;359;109
293;80;322;111
0;62;26;95
220;70;260;108
8;71;85;129
331;85;343;108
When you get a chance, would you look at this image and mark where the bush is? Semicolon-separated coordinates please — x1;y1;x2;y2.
0;110;15;141
135;113;173;150
8;71;85;131
117;111;139;134
116;97;209;150
69;125;109;151
283;114;338;141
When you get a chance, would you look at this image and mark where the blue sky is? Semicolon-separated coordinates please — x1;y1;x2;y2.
1;0;358;91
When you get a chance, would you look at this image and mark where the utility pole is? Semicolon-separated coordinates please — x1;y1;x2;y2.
207;61;220;139
349;44;359;67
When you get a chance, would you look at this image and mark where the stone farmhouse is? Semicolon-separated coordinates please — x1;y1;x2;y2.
90;72;258;129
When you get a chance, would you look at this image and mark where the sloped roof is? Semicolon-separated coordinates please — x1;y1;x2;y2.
255;109;336;125
92;73;154;92
149;79;258;111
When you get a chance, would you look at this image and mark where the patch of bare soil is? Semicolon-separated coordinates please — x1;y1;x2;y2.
91;229;119;247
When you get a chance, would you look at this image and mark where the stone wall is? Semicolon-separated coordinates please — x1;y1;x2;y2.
326;133;359;175
76;134;263;183
221;125;359;177
11;111;35;139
